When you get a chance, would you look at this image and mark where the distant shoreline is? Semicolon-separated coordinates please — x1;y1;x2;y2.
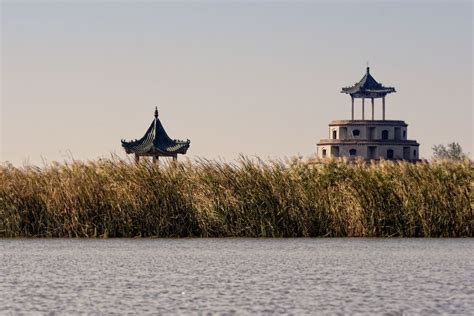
0;158;472;238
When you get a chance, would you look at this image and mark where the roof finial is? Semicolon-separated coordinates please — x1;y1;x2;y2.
366;61;370;74
154;106;158;118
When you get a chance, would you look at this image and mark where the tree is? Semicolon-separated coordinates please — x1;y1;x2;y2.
432;142;468;160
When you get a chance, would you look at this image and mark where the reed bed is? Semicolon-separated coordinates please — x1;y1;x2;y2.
0;157;472;237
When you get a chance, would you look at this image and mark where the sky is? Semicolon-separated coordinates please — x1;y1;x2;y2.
1;0;472;165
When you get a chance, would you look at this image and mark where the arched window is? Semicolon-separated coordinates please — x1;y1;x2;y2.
349;149;357;157
352;129;360;137
403;130;406;139
413;150;417;157
332;130;337;139
387;149;394;159
322;149;327;157
382;130;389;140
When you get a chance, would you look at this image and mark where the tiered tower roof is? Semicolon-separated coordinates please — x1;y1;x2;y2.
341;67;396;98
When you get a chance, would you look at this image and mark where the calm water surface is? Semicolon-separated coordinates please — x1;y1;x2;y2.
0;239;473;314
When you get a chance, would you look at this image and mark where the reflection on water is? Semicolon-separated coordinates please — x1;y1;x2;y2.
0;239;472;314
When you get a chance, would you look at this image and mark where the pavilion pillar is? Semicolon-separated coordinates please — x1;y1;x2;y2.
152;155;159;164
362;98;365;120
134;154;140;163
351;96;354;120
371;98;374;120
382;96;386;120
173;155;177;162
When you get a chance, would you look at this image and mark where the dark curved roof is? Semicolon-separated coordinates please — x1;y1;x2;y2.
121;108;190;156
341;67;396;98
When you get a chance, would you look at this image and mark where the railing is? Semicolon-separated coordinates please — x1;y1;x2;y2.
318;139;419;145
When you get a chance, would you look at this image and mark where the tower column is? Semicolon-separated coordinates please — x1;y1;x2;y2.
371;98;374;120
382;96;386;120
135;154;140;163
351;96;354;120
362;98;365;120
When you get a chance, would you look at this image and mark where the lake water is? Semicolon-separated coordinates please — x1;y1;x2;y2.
0;239;473;314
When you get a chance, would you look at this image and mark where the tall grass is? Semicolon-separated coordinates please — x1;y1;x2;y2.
0;157;472;237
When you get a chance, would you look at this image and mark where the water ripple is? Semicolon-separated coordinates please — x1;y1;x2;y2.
0;239;472;314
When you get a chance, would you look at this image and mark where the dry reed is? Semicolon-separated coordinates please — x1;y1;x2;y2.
0;157;472;237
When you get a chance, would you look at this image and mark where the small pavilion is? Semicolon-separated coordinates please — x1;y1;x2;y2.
341;67;396;120
121;107;190;162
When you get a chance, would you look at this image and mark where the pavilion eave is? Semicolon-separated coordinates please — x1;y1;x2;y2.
341;88;396;98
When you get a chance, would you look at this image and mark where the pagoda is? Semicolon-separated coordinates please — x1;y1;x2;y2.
121;107;190;162
316;67;420;160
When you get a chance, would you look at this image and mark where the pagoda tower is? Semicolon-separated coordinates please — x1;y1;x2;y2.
121;107;190;162
317;67;420;160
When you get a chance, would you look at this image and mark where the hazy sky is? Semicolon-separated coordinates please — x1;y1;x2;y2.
1;0;472;165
